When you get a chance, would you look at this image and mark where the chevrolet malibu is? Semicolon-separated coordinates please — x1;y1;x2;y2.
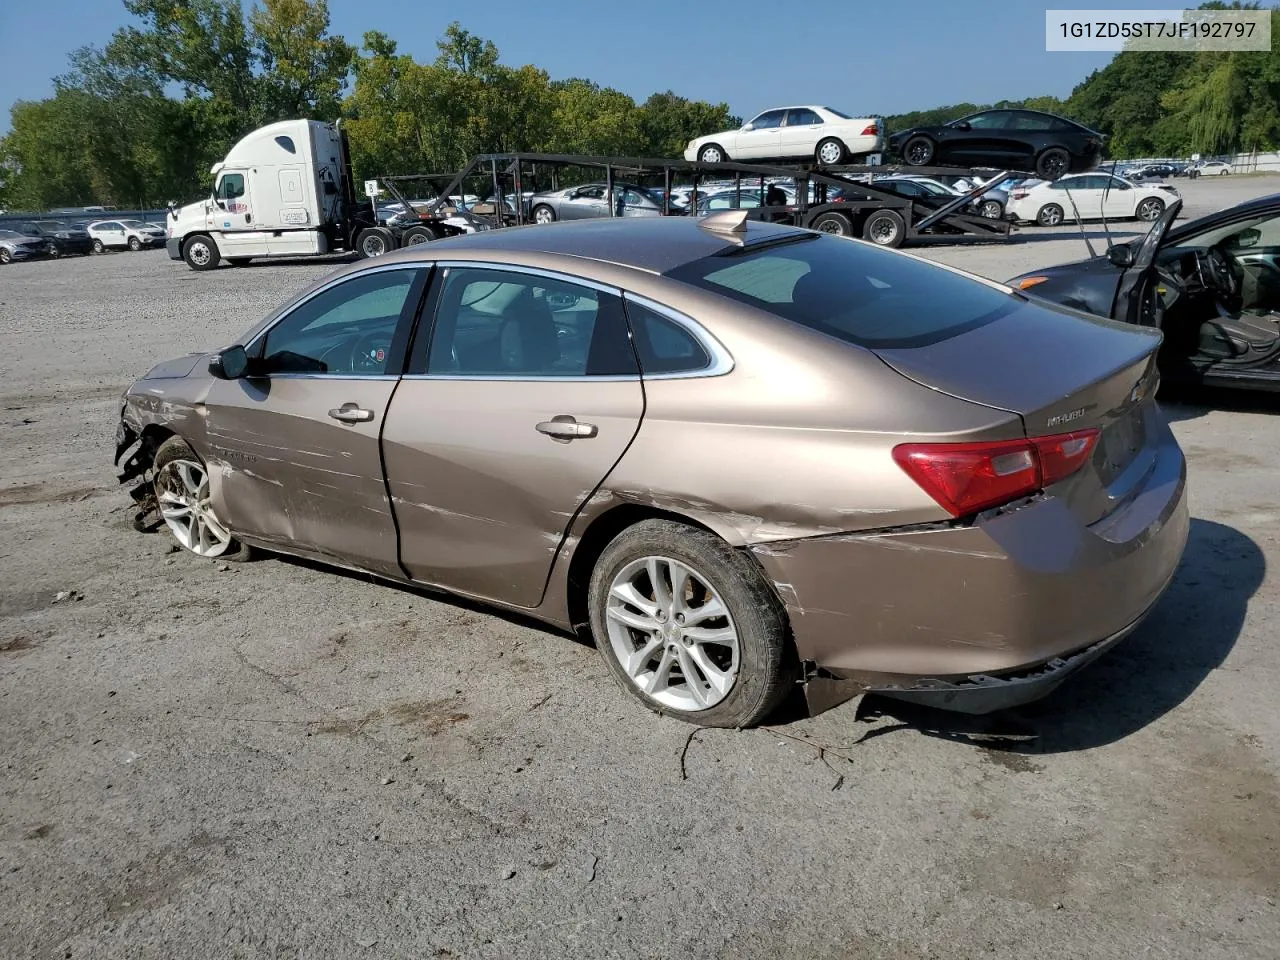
114;215;1189;727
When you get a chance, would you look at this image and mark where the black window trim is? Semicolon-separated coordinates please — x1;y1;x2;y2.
621;293;734;379
243;262;432;380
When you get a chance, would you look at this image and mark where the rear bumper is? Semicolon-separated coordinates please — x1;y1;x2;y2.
166;238;182;260
751;419;1189;713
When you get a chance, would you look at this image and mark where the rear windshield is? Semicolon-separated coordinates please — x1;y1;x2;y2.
665;235;1016;348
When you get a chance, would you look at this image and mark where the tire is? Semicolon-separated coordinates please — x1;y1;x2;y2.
48;246;62;259
588;519;796;728
1220;168;1230;176
531;204;557;225
697;143;727;164
0;248;10;264
1035;147;1071;180
92;238;105;254
182;234;219;270
128;236;142;251
902;135;934;166
862;209;905;247
152;437;252;562
227;258;252;267
810;211;852;236
1136;197;1165;222
401;225;437;246
815;137;847;165
979;199;1003;220
1036;203;1065;227
357;227;394;258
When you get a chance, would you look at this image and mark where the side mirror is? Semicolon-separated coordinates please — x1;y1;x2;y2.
209;345;248;379
1107;244;1135;268
742;122;755;131
954;121;971;131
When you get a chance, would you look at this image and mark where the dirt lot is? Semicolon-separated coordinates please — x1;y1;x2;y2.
2;175;1278;960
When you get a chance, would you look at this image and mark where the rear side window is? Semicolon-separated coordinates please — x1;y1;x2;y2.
624;299;712;374
666;236;1016;349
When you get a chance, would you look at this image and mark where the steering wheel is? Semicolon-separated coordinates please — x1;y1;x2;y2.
1194;247;1241;302
349;333;392;374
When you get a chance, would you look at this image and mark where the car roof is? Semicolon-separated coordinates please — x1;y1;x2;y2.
394;216;806;275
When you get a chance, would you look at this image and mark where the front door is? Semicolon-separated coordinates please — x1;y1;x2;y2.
212;169;272;256
561;185;610;220
203;265;430;576
382;264;644;608
734;109;785;159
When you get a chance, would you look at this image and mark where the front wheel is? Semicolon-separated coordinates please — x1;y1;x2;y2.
862;209;905;247
182;234;220;270
0;248;10;264
48;246;62;259
810;211;852;236
1036;203;1065;227
902;136;934;166
1136;197;1165;222
532;204;557;225
815;137;847;165
92;238;105;254
128;236;142;251
588;520;795;727
697;143;727;164
152;437;251;562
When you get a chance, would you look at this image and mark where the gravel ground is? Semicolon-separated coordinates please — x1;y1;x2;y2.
1;174;1278;960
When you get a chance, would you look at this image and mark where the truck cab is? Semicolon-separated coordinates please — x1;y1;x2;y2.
167;119;377;270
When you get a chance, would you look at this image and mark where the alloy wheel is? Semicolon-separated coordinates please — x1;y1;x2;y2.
604;556;740;711
1138;198;1164;221
533;206;555;225
155;458;233;558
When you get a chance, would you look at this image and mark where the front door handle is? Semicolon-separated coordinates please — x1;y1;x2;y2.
536;415;598;441
329;403;374;424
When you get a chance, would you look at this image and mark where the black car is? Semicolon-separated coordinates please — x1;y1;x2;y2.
888;109;1106;181
1008;193;1280;392
1128;163;1177;181
18;220;95;257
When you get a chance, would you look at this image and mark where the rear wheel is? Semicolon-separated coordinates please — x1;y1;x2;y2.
401;225;437;246
532;204;556;225
357;227;394;258
152;437;251;562
1036;147;1070;180
1036;203;1064;227
862;209;905;247
698;143;727;164
1136;197;1165;222
979;199;1003;220
128;236;142;251
810;211;852;236
815;137;848;165
903;136;934;166
588;519;795;728
182;234;219;270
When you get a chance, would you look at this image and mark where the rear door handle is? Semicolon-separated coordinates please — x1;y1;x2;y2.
536;415;598;441
328;403;375;424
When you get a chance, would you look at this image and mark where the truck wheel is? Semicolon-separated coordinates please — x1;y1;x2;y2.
401;226;437;246
810;212;852;236
357;227;394;258
183;235;220;271
862;209;905;247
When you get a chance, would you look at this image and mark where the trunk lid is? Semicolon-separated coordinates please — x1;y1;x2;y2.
873;298;1163;525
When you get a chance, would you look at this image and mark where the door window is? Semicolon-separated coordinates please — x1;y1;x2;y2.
575;185;606;201
1007;112;1051;130
217;173;246;201
957;112;1010;130
425;268;637;377
786;108;822;126
748;110;785;130
259;268;422;375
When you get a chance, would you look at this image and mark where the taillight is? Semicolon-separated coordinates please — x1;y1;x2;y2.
893;429;1100;517
1011;189;1030;199
860;123;878;136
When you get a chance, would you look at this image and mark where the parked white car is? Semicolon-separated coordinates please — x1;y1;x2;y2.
1196;160;1233;176
685;106;884;165
86;219;167;252
1007;172;1179;226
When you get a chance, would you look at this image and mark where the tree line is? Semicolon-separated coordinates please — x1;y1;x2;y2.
3;0;1279;211
0;0;738;211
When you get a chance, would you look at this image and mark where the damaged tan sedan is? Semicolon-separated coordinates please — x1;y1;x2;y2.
115;213;1189;727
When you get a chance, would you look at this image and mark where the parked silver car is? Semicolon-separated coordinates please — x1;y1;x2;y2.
0;229;52;264
528;183;666;224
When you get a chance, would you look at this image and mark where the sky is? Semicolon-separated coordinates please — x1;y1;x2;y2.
1;0;1196;136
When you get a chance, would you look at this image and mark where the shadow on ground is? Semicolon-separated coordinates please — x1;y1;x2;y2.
838;518;1264;754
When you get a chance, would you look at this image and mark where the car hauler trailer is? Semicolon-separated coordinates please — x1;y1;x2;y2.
386;153;1019;249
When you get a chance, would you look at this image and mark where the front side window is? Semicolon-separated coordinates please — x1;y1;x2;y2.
426;268;636;377
217;173;246;200
666;235;1016;349
957;112;1009;130
575;185;606;201
260;268;421;375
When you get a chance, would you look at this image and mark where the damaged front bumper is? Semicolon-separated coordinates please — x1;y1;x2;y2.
114;415;161;530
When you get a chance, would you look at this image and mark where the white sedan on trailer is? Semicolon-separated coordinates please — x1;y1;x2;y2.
684;106;884;165
1007;172;1180;227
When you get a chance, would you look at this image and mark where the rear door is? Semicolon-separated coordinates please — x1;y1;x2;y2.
1059;174;1107;219
780;108;822;158
202;264;430;576
944;111;1014;165
381;263;644;608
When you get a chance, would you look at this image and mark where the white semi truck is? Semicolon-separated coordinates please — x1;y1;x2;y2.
165;119;461;270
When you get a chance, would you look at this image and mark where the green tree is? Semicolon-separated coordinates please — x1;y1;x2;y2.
636;91;739;157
